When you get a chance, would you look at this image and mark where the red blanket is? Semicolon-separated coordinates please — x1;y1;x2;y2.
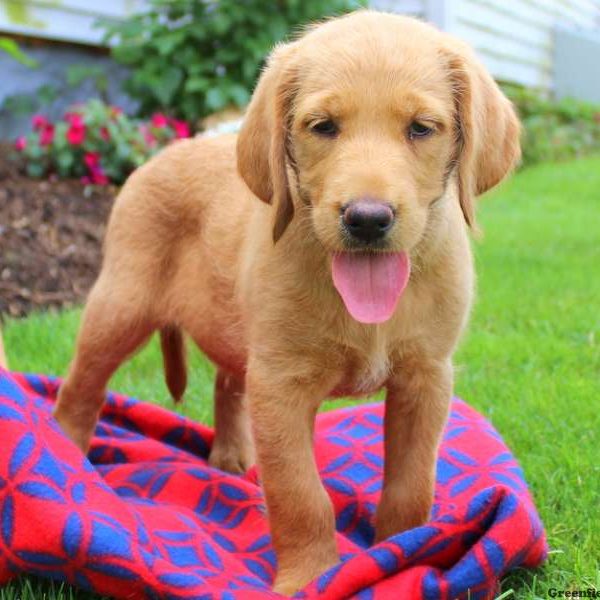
0;369;546;599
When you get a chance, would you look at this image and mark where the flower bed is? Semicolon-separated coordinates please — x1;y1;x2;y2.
14;99;191;185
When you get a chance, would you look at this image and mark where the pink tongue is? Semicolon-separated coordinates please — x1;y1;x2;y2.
332;252;410;324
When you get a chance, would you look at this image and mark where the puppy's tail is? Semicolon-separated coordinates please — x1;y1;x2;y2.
160;325;187;403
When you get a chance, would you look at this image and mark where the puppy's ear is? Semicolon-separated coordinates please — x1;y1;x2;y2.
237;43;298;243
442;42;521;227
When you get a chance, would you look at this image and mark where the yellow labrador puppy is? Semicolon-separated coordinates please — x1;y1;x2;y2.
54;11;520;595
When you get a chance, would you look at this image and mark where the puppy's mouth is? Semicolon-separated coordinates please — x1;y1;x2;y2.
331;251;411;324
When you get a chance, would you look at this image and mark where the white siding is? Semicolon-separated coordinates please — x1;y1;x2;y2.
373;0;600;89
0;0;146;46
452;0;600;88
2;0;599;90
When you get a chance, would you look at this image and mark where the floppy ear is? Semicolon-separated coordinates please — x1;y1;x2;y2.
442;43;521;227
237;44;298;243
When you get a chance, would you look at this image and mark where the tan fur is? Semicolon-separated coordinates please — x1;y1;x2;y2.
53;11;520;596
0;327;7;370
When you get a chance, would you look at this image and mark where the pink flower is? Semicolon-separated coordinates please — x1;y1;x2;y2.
82;152;109;185
171;119;190;138
67;123;86;146
151;113;169;128
64;112;84;127
91;169;109;185
100;126;110;141
14;136;27;151
39;124;54;146
32;114;49;130
84;152;100;169
140;124;157;148
65;112;86;145
82;169;109;186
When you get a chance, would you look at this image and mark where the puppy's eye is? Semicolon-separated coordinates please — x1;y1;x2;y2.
310;119;338;137
408;121;434;139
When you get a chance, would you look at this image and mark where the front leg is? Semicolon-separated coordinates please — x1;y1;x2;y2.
247;357;340;596
375;356;452;542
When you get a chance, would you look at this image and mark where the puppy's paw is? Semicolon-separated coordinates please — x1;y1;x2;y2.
273;577;303;597
52;407;94;454
273;552;339;596
374;496;431;543
272;565;333;596
208;443;255;474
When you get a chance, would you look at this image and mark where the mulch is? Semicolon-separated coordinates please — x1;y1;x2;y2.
0;142;116;318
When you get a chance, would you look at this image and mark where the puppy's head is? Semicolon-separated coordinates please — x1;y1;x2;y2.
238;11;520;244
237;11;520;322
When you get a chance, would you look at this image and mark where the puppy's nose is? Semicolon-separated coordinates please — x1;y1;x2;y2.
341;200;394;243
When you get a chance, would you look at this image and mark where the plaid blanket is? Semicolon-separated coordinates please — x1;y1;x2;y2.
0;369;546;599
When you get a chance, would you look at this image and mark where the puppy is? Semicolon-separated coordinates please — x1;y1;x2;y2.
54;11;520;595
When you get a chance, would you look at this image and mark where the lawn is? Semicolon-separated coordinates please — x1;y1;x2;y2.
3;156;599;599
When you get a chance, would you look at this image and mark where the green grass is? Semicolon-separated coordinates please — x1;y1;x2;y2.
0;578;108;600
3;156;600;599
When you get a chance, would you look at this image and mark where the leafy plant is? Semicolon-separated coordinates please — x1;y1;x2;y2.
0;36;37;67
2;84;59;118
503;84;600;166
14;99;191;185
99;0;363;123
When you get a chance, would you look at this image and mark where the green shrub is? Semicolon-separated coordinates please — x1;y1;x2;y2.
14;99;191;185
99;0;363;123
503;84;600;166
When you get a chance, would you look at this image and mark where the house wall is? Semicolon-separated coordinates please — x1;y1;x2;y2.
3;1;599;90
451;0;600;89
0;0;142;139
554;25;600;101
371;0;600;93
0;44;136;139
0;0;145;45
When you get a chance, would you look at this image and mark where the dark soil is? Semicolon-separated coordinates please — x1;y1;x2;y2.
0;142;116;317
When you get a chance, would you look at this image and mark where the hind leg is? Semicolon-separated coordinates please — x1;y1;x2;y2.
54;279;154;452
208;369;255;474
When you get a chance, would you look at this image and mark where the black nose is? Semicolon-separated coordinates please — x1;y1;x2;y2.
341;201;394;243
